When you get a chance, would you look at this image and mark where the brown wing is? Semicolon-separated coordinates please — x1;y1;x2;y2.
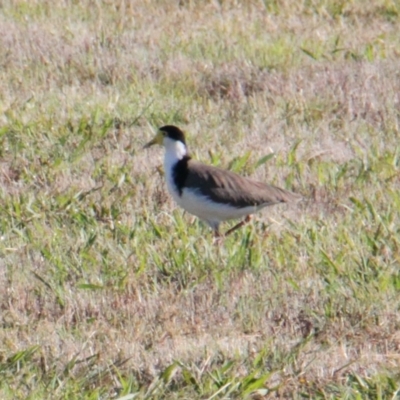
184;160;301;208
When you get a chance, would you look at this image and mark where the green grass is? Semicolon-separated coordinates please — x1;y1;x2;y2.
0;0;400;399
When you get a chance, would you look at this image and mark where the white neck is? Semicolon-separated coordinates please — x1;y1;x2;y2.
163;137;187;171
163;138;188;196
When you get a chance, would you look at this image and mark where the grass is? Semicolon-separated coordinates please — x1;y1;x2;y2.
1;0;400;398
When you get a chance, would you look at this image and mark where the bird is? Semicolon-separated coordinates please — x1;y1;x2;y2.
144;125;301;237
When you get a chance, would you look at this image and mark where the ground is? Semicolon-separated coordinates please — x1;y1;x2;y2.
0;0;400;399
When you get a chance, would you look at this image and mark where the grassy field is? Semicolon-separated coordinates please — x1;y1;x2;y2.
1;0;400;398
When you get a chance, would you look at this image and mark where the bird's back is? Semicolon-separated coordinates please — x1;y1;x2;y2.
184;160;301;209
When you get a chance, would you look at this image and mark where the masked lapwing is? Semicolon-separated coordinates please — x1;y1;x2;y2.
144;125;301;237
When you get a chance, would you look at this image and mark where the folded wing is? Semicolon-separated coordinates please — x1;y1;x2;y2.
185;160;301;208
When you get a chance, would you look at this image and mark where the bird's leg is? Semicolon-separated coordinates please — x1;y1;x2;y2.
208;221;222;243
212;229;224;245
224;215;252;237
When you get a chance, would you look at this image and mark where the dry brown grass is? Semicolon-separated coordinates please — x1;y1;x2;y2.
0;0;400;398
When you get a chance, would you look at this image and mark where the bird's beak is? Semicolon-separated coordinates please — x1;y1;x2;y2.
143;131;163;148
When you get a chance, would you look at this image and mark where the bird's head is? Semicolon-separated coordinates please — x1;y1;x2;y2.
144;125;186;149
